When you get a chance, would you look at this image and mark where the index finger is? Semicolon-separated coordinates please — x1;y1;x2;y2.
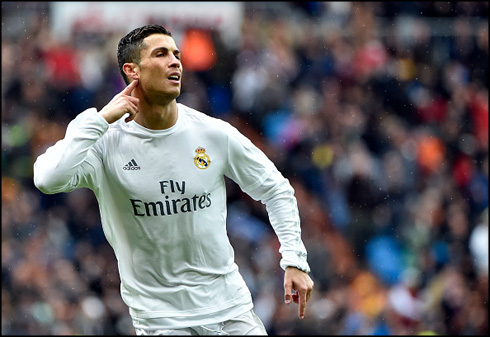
122;79;138;95
298;289;307;319
284;282;293;304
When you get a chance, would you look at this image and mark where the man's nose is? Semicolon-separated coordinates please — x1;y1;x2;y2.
169;55;181;68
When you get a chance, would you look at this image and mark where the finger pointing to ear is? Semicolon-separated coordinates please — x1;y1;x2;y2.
99;79;140;124
122;79;139;96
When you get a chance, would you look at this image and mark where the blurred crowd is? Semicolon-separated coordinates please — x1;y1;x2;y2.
2;2;488;335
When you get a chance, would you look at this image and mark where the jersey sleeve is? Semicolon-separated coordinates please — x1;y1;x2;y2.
33;108;108;194
224;124;311;273
224;124;274;194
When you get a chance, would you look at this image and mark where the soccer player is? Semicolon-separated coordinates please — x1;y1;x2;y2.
33;24;313;335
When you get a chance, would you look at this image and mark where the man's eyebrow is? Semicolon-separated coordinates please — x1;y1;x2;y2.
152;46;181;55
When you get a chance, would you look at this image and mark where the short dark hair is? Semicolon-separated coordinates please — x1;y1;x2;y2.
117;24;173;84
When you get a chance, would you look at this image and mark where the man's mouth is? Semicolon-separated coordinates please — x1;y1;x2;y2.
168;73;180;82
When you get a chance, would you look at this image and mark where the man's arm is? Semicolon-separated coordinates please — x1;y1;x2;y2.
34;80;139;194
224;122;314;319
249;171;314;319
33;108;108;194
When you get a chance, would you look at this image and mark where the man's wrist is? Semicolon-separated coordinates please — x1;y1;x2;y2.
284;264;310;274
280;251;311;273
281;264;310;274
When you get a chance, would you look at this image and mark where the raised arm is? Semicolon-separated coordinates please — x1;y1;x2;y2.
33;80;140;194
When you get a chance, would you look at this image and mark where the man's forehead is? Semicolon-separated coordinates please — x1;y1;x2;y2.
142;34;177;50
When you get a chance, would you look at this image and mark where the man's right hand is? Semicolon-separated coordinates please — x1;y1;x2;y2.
99;79;140;124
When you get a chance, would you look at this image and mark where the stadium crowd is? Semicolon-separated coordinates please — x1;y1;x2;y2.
2;2;488;335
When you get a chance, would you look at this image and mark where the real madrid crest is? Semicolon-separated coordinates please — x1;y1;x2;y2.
194;147;211;169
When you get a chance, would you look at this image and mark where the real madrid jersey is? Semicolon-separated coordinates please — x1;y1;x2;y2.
33;103;310;329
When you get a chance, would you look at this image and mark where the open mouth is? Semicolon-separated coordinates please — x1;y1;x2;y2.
168;74;180;82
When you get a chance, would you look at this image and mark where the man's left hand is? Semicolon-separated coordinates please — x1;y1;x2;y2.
284;266;314;319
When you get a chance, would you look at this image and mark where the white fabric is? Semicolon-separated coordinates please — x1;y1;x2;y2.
134;309;267;335
34;103;310;329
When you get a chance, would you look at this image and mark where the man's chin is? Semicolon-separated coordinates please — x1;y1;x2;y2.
168;86;181;97
151;89;180;104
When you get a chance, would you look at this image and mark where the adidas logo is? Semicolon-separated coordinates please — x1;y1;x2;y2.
123;159;141;170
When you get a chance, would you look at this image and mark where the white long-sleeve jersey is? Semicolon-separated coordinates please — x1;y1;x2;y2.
33;103;310;329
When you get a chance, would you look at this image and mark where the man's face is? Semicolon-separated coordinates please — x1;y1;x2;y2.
136;34;182;103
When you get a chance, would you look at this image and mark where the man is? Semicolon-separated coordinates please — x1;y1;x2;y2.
34;24;313;335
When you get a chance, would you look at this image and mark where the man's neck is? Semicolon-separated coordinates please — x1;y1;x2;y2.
134;100;178;130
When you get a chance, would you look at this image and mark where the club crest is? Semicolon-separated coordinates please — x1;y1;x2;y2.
194;147;211;169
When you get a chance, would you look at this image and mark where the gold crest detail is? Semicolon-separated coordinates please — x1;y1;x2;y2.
194;147;211;169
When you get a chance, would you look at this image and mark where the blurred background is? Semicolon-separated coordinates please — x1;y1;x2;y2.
2;1;488;335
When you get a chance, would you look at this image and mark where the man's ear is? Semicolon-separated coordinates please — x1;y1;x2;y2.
123;63;139;80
